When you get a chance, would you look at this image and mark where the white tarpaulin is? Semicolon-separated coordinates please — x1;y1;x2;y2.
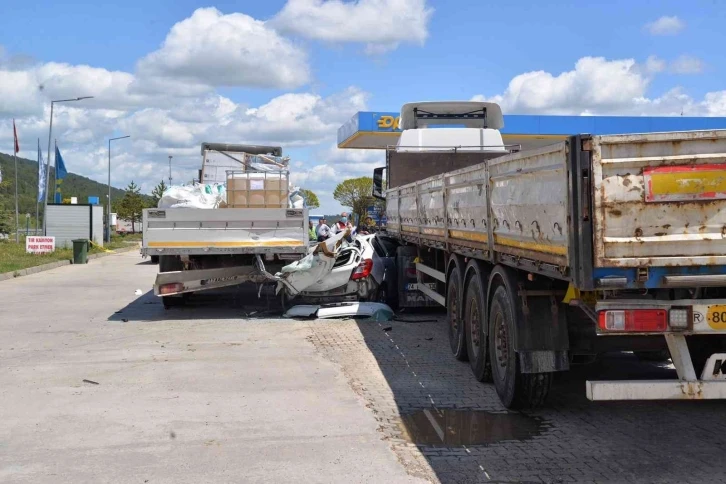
158;183;227;209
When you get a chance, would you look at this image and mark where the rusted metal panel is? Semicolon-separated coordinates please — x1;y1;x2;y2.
397;185;419;232
418;177;445;237
445;164;488;246
592;130;726;267
488;143;570;263
386;143;571;268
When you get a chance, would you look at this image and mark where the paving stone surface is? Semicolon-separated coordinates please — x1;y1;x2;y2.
308;313;726;484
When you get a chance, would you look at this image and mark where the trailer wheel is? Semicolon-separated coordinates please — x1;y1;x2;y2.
447;267;467;361
150;255;159;264
489;284;551;409
464;270;490;381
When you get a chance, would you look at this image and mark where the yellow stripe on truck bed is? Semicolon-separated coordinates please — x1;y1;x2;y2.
148;241;304;248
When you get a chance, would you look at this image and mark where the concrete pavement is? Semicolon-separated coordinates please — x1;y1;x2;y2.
0;252;429;484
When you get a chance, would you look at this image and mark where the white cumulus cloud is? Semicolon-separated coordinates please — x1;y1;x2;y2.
137;7;311;89
645;15;685;36
471;56;726;117
272;0;434;54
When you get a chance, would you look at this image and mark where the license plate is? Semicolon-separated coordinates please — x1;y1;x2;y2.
706;305;726;330
406;283;436;291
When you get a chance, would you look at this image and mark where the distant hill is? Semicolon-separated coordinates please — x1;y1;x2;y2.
0;152;153;224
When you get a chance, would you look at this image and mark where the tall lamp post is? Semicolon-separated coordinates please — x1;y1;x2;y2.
108;135;130;243
43;96;94;235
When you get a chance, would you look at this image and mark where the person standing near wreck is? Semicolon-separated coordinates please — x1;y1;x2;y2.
316;218;330;242
330;212;351;235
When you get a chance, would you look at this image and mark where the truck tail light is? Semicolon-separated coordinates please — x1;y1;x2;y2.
351;259;373;280
598;309;667;332
159;283;184;295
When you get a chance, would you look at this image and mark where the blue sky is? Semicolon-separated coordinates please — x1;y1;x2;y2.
1;0;724;212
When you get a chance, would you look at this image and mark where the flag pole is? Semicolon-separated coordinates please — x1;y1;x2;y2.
13;119;19;243
36;138;40;235
54;139;58;204
14;149;18;243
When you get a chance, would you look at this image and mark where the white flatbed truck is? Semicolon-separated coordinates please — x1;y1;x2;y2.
142;143;308;308
374;101;726;407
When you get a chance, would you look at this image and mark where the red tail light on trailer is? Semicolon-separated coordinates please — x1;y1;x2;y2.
598;309;667;332
351;259;373;280
159;283;184;295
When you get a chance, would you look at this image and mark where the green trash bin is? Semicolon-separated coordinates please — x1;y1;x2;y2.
72;239;89;264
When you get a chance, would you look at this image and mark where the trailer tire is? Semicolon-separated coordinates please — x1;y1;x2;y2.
464;269;490;381
447;266;467;361
489;284;551;409
634;350;671;362
150;255;159;264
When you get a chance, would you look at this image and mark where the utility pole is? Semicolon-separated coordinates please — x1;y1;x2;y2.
108;135;131;243
168;155;173;186
43;96;93;235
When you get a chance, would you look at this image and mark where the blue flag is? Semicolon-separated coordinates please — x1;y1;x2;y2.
55;145;67;203
55;145;67;180
38;140;46;203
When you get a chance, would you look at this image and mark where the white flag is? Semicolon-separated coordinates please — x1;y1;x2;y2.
38;140;46;203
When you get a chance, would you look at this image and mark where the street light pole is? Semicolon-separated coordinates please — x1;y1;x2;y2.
43;96;94;235
168;155;173;186
108;135;130;243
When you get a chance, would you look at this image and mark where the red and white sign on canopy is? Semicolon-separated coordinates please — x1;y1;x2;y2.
26;236;55;254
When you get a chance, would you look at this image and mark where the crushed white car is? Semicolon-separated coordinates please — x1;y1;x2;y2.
290;233;399;305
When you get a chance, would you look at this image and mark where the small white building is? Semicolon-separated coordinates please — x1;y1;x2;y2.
46;204;104;248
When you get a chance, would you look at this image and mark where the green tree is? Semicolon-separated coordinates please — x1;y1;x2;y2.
299;188;320;210
116;181;145;233
151;180;168;207
333;177;374;222
0;210;13;236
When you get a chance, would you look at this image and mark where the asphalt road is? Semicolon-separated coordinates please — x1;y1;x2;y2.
0;252;426;484
3;252;726;484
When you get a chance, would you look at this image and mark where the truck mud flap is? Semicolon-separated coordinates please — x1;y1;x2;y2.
490;265;570;373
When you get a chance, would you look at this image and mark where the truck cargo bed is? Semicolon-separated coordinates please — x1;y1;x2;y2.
142;207;308;256
385;130;726;289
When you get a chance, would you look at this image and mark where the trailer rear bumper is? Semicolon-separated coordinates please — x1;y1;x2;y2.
587;334;726;401
154;265;273;296
586;380;726;400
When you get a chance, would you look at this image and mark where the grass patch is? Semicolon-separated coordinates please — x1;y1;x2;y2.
104;233;142;251
0;241;75;274
0;234;140;274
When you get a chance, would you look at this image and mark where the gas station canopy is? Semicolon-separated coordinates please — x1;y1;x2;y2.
338;111;726;151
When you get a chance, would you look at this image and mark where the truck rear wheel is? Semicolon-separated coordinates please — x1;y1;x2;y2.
464;268;491;381
163;295;187;309
447;266;467;361
159;255;183;273
489;284;552;409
